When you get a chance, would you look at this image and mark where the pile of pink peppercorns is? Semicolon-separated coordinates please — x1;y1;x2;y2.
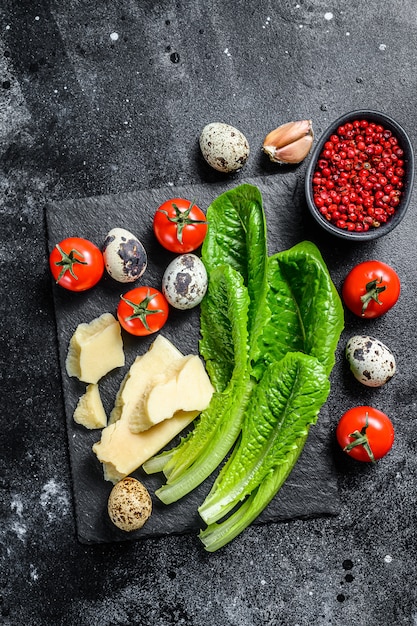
312;119;405;232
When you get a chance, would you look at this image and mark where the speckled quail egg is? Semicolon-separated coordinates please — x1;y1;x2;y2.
199;122;250;173
346;335;396;387
102;227;147;283
107;477;152;532
162;254;208;310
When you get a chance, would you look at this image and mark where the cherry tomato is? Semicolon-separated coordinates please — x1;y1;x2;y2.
49;237;104;292
117;286;169;336
153;197;208;253
342;260;400;318
336;406;394;462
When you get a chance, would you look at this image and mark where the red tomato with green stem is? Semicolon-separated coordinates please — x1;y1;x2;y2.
342;260;400;318
49;237;104;291
336;406;394;462
153;198;208;253
117;286;169;336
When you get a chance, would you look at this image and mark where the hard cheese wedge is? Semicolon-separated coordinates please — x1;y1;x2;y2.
109;334;184;427
92;410;198;483
73;383;107;429
143;355;214;430
92;334;211;483
66;313;124;384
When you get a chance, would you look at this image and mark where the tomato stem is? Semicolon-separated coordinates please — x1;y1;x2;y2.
54;244;87;282
120;290;164;331
344;413;375;462
360;276;386;316
157;199;206;244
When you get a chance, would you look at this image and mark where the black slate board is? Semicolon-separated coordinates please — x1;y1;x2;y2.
45;174;341;544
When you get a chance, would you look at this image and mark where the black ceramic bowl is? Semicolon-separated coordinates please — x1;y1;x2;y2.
305;110;415;241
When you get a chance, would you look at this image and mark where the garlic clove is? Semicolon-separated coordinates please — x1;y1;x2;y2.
262;120;314;164
270;134;314;164
263;120;312;149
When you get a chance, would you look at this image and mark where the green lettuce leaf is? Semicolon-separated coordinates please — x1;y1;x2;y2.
198;352;330;525
199;264;250;393
201;183;270;363
199;434;307;552
253;241;344;379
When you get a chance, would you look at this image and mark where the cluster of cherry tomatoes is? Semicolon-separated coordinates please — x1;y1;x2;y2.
49;198;208;337
337;260;400;463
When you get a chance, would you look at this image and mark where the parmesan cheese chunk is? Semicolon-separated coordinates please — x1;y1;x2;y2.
92;410;198;484
65;313;124;384
110;334;183;426
92;334;213;482
142;355;214;430
73;383;107;429
126;356;192;433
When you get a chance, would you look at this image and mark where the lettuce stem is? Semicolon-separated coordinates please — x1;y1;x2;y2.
155;378;254;504
199;434;307;552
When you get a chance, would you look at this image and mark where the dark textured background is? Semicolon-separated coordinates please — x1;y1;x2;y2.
1;1;417;625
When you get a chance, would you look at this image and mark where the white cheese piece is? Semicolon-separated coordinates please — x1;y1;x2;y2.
92;410;198;483
110;334;183;426
73;384;107;429
92;334;213;482
65;313;124;384
143;355;214;430
127;355;191;433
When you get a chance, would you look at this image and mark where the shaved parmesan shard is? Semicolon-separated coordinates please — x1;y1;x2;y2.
143;355;214;429
92;334;214;482
93;410;198;484
65;313;124;384
73;383;107;429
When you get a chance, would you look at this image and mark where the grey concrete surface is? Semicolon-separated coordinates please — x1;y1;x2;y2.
1;1;416;625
